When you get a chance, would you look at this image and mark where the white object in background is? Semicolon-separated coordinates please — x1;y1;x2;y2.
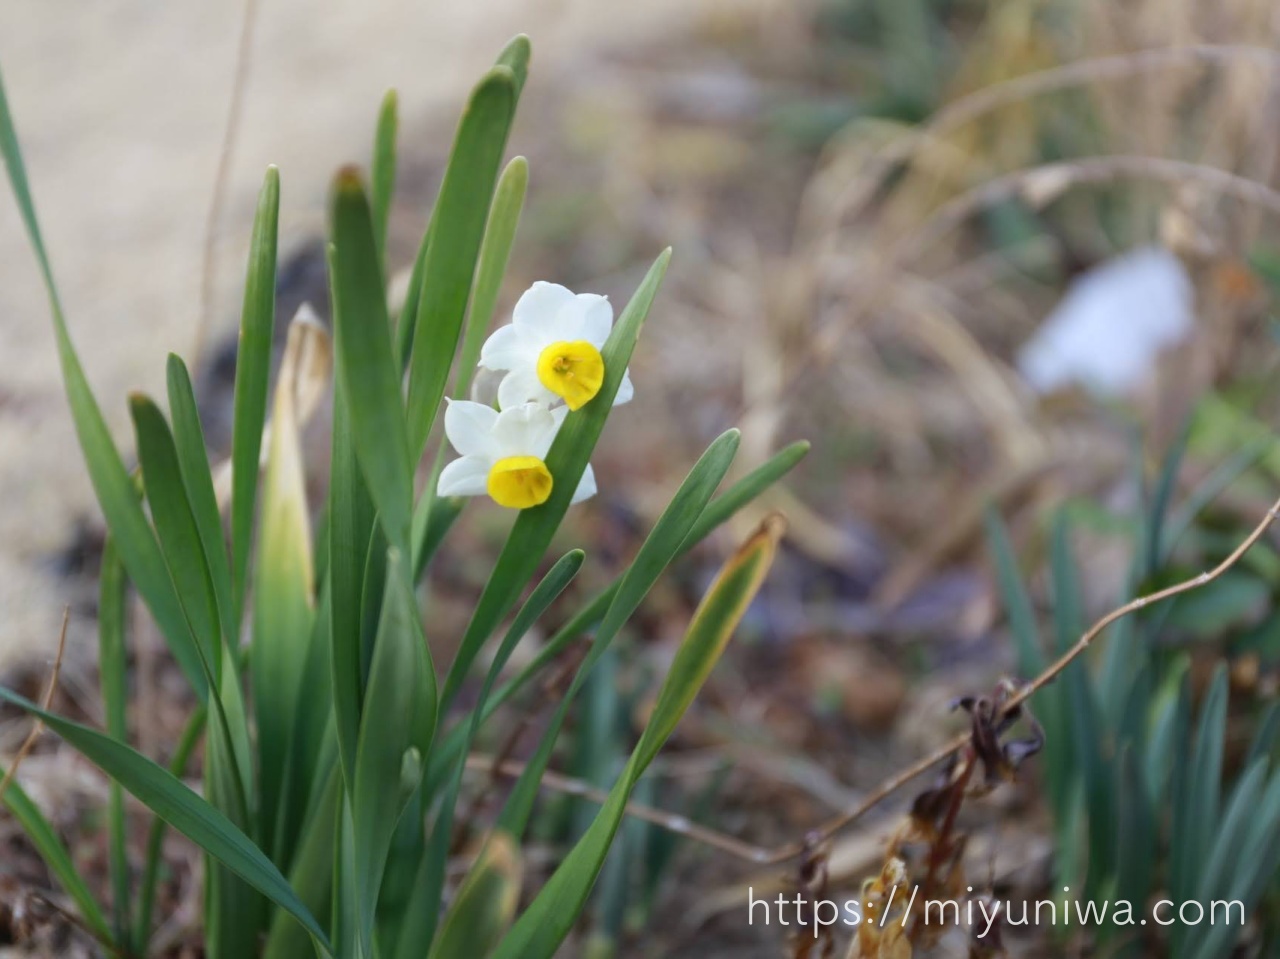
1017;246;1194;397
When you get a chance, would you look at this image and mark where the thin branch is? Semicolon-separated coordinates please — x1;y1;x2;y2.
775;492;1280;864
0;609;70;805
192;0;261;365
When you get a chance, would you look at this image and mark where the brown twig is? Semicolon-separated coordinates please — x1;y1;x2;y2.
191;0;261;365
781;492;1280;863
0;609;70;805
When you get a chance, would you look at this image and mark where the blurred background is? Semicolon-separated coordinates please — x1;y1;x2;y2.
5;0;1280;955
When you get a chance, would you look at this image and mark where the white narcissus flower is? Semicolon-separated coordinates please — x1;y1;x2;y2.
480;281;634;412
436;399;597;509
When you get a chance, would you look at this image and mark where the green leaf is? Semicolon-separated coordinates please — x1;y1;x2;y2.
263;766;340;959
984;509;1044;676
489;515;784;959
252;319;320;865
404;66;517;459
1146;412;1192;573
394;550;584;959
498;428;741;838
1245;701;1280;767
329;383;377;796
1170;663;1228;953
441;249;672;710
371;89;398;265
495;34;531;97
1049;516;1111;898
129;395;261;959
166;355;236;645
0;774;114;947
427;832;522;959
231;167;281;626
135;707;206;952
350;549;438;956
393;226;431;373
425;440;809;789
329;169;413;556
129;395;253;807
0;688;332;956
404;155;528;583
97;538;132;945
455;156;527;397
130;394;222;670
1;66;206;697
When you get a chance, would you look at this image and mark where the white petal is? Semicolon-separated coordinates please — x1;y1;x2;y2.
565;294;612;346
613;368;634;406
479;323;531;372
492;402;558;458
512;281;577;339
437;456;490;498
497;366;556;411
444;400;499;457
571;463;597;504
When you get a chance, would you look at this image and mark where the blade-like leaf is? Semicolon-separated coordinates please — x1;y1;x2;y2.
135;708;204;951
130;395;222;669
498;429;741;837
97;538;132;944
252;317;320;864
404;67;517;458
350;549;438;955
456;155;528;398
263;766;340;959
425;440;809;790
328;381;377;796
167;354;236;645
371;89;398;265
426;832;522;959
490;515;785;959
394;550;583;959
404;154;529;574
0;688;332;955
329;170;413;556
0;774;113;946
495;34;531;96
0;67;206;697
231;167;281;625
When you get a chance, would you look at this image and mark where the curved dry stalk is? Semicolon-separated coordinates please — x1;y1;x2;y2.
800;43;1280;240
0;608;70;805
192;0;261;365
901;154;1280;263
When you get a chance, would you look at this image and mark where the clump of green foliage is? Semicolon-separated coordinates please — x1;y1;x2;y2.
988;429;1280;959
0;37;806;959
